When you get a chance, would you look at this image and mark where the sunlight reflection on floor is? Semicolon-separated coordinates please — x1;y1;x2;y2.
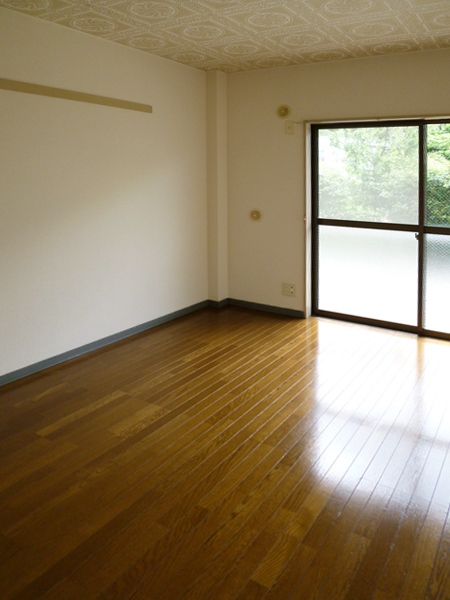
309;319;450;512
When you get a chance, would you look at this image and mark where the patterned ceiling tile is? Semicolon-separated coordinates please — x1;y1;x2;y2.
420;9;450;31
55;10;132;35
125;33;167;50
111;0;195;22
2;0;72;14
307;47;357;61
226;5;306;31
320;0;375;14
337;17;408;39
2;0;450;71
365;40;418;53
435;33;450;45
268;30;333;51
165;18;239;41
409;0;448;6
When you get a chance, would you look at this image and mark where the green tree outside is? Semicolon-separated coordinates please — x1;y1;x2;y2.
426;123;450;226
318;123;450;225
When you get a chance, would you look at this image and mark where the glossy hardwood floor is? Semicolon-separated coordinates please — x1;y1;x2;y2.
1;307;450;600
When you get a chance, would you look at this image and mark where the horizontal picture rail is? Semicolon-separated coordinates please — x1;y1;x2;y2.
0;78;152;113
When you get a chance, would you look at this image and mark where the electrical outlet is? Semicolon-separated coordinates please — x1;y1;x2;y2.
282;283;296;297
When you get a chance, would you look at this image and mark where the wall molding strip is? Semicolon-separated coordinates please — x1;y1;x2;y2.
207;299;229;309
0;299;303;387
0;301;207;387
0;78;152;113
226;299;304;318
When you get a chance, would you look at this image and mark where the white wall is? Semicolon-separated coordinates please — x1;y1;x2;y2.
2;8;450;380
0;8;207;377
227;48;450;313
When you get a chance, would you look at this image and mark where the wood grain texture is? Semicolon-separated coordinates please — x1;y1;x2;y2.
0;307;450;599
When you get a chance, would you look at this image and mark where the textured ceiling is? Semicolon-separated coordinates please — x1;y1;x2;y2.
3;0;450;72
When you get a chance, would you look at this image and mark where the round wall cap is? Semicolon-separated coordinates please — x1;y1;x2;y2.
250;209;262;222
276;105;291;118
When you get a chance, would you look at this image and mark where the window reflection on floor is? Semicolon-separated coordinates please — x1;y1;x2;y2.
309;319;450;514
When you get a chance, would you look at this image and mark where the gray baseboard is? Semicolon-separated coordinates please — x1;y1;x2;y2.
226;298;304;319
0;298;303;387
0;300;209;387
207;299;229;308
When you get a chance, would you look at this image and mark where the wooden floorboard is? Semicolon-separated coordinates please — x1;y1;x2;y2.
1;306;450;599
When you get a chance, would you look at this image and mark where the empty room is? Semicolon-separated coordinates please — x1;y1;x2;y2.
1;1;450;598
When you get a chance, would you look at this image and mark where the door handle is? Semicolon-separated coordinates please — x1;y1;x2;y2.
415;233;420;241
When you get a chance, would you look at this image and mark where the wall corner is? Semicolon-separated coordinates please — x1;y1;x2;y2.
206;70;229;302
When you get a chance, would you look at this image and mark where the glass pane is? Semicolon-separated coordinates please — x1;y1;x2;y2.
426;124;450;227
318;226;418;325
424;235;450;334
318;126;419;224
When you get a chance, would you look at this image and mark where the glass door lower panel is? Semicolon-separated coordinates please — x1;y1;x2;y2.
318;226;418;326
423;123;450;336
423;233;450;334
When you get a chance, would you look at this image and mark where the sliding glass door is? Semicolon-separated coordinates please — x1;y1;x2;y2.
312;120;450;339
423;123;450;335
